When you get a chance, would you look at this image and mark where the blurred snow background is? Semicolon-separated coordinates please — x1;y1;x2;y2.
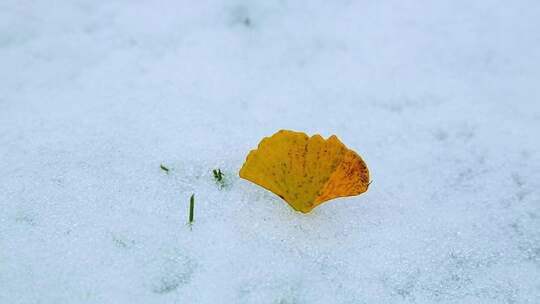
1;0;540;303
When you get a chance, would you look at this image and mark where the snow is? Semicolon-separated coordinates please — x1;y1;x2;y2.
1;0;540;303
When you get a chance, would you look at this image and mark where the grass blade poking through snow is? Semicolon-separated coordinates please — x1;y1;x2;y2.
212;168;225;189
189;194;195;226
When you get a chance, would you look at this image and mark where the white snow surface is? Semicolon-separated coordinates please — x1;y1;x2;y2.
1;1;540;303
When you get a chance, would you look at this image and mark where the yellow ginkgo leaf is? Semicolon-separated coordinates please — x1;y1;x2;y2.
239;130;370;213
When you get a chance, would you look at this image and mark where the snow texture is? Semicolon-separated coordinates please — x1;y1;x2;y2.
1;1;540;303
